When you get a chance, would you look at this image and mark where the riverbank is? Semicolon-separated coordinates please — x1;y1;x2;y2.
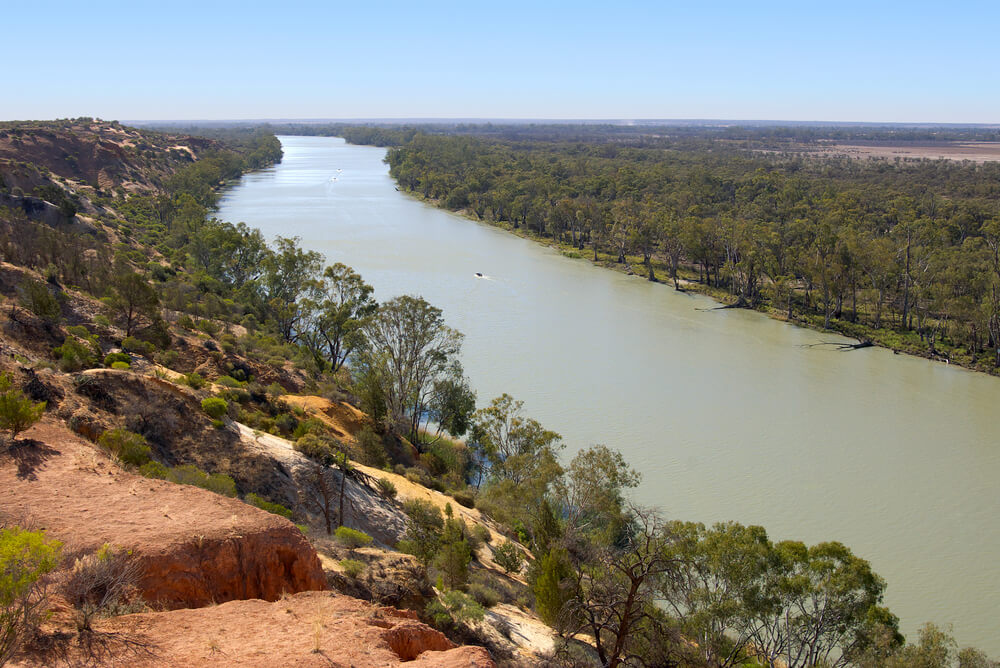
396;187;990;378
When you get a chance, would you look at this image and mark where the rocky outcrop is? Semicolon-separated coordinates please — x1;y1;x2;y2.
14;591;495;667
0;421;325;609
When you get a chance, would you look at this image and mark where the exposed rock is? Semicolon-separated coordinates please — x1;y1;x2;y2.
0;421;325;609
14;591;495;667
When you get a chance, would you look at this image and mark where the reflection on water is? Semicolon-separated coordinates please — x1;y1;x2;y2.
218;136;1000;653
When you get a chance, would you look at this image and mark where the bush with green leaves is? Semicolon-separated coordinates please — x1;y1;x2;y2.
121;336;154;356
493;540;524;575
0;373;46;443
397;499;444;566
183;372;206;389
138;460;168;479
17;279;61;324
245;492;293;519
356;424;388;467
53;334;99;372
334;526;373;550
103;352;131;367
451;489;475;508
110;361;130;370
466;582;500;608
340;559;364;578
0;527;62;665
97;428;151;467
425;590;485;631
200;396;229;420
164;464;237;497
376;477;397;499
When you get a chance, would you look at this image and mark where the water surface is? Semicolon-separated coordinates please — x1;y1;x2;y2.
219;136;1000;652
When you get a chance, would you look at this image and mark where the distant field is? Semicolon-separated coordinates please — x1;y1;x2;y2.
768;141;1000;163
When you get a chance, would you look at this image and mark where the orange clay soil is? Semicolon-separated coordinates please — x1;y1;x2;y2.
0;420;325;609
13;591;495;667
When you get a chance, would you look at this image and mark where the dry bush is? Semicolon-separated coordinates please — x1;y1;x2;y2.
60;544;143;631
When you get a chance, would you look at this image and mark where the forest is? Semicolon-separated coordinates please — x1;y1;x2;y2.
319;126;1000;373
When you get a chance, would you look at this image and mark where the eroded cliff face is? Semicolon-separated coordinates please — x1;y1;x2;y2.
0;421;325;609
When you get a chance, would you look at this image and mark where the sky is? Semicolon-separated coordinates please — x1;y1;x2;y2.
4;0;1000;123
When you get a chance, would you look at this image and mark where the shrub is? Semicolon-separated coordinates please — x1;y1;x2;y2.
0;373;46;442
93;315;111;328
0;528;62;664
103;352;131;367
356;425;387;467
493;541;524;575
110;361;131;370
433;538;472;589
184;372;206;389
334;526;373;550
399;499;444;566
466;582;500;608
340;559;364;578
97;428;151;467
532;548;576;626
473;524;491;546
245;492;293;519
451;489;475;508
61;543;142;631
376;478;397;499
273;412;298;436
53;337;98;372
425;590;485;631
17;279;61;324
201;397;228;420
121;336;154;356
165;464;237;497
176;314;195;330
138;460;168;479
215;375;241;388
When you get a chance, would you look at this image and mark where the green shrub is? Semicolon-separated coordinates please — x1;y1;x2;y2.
183;372;206;389
0;373;46;442
201;397;228;419
97;428;151;467
334;526;373;550
103;352;131;367
466;582;500;608
451;489;475;508
473;523;491;545
53;337;98;372
176;315;195;330
493;540;524;575
376;478;397;499
340;559;364;578
273;412;298;436
93;315;111;328
196;319;220;337
425;590;485;631
17;279;61;323
110;361;130;370
121;336;154;356
245;492;293;519
356;425;387;467
165;464;237;497
139;460;168;479
0;528;63;663
215;375;241;388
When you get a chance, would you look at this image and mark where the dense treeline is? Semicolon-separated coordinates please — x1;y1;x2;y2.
365;131;1000;372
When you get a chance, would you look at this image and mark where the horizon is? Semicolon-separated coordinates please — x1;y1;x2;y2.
6;0;1000;124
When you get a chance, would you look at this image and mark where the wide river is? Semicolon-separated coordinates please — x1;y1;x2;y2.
219;136;999;652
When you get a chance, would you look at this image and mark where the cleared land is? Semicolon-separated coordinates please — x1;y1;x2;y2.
771;141;1000;162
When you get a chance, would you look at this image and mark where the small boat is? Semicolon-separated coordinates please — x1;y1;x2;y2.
475;272;484;278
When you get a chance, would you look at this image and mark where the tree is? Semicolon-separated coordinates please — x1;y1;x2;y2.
360;295;463;437
426;362;476;441
398;499;444;566
262;236;323;343
107;267;160;337
434;517;472;589
469;393;563;486
565;506;679;668
0;374;45;444
16;279;60;325
558;445;640;543
301;263;377;374
295;433;352;534
532;547;577;626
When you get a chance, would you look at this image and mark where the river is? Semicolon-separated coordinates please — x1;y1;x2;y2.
218;135;1000;653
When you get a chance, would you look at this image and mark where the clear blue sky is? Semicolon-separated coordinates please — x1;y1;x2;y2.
5;0;999;123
